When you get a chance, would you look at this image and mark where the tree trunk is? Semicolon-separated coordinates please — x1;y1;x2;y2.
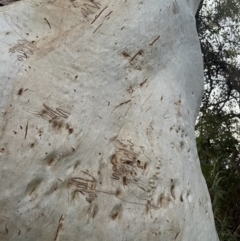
0;0;219;240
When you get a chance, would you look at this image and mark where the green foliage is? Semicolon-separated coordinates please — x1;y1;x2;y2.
196;0;240;240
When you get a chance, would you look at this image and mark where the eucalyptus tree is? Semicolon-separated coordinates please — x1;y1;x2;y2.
0;0;219;240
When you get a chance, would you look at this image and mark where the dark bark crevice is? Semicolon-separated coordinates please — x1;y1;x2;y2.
0;0;21;6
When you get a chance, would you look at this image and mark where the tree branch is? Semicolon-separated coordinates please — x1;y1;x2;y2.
229;149;240;174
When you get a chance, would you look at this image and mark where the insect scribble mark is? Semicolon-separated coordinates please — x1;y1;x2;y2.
149;35;160;46
9;39;37;61
105;11;113;18
111;141;147;189
111;140;164;210
140;78;148;87
69;171;148;207
44;17;51;29
91;6;108;24
114;100;131;110
68;140;162;211
54;215;64;241
68;171;97;203
24;104;69;123
74;171;96;183
24;121;28;139
175;230;180;240
68;168;161;210
93;23;103;33
81;0;101;18
130;50;143;62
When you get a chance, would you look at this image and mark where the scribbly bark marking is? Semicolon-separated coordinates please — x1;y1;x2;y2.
81;0;101;18
54;215;64;241
91;6;108;24
149;35;160;46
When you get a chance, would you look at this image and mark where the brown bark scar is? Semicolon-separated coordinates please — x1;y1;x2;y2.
91;6;108;24
105;11;113;18
140;78;148;87
130;50;143;62
93;23;103;33
114;100;131;110
149;35;160;46
24;121;28;139
175;230;180;239
54;215;64;241
44;18;51;29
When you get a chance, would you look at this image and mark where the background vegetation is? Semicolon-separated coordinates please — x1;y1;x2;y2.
195;0;240;240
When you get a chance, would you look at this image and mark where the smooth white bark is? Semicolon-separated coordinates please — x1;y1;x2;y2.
0;0;219;240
